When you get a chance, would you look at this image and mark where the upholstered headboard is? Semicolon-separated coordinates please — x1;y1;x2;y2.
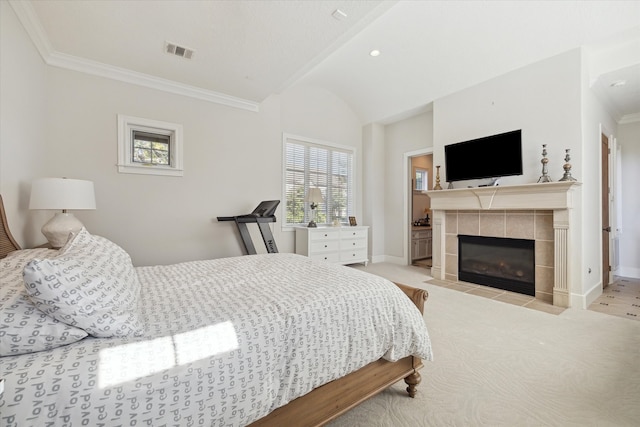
0;194;21;258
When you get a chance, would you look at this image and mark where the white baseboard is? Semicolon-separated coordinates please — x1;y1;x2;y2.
370;254;386;264
582;281;603;309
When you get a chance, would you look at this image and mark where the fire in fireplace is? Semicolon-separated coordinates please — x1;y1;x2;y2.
458;235;535;296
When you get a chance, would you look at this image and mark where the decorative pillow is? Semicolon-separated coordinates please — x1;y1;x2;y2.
1;249;88;357
23;228;144;338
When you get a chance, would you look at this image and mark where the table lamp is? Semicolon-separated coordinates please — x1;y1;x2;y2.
305;188;324;228
29;178;96;248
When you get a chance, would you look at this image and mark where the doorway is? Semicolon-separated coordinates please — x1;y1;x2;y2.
409;153;433;269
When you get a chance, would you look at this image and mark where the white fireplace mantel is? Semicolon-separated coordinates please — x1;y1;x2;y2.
426;181;582;308
425;181;581;211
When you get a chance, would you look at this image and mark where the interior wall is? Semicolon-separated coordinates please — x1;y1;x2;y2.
432;49;598;304
580;48;620;303
617;120;640;278
41;66;282;266
362;123;386;263
2;5;363;266
433;50;583;187
41;74;363;266
0;2;50;245
279;84;364;225
383;111;433;261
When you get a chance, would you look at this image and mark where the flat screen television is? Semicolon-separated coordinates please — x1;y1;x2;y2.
444;129;523;183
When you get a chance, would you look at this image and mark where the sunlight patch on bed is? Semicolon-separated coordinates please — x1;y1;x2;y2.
174;321;239;365
98;321;239;388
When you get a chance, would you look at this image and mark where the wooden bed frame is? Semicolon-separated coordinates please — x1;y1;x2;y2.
0;194;427;427
250;282;427;426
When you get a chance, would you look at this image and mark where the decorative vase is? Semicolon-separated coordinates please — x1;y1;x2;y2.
537;144;552;183
559;149;577;182
434;165;443;190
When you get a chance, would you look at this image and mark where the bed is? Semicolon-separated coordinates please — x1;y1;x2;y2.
0;194;432;426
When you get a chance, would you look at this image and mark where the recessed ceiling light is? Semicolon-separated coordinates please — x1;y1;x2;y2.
369;49;381;57
610;80;626;87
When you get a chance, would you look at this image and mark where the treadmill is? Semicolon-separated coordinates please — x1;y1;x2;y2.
217;200;280;255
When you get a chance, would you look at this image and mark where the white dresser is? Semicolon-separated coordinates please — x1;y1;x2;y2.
295;226;369;266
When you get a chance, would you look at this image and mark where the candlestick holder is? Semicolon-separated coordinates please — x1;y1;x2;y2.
559;148;577;182
537;144;552;183
434;165;443;190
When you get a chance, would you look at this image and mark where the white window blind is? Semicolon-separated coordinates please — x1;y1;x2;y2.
284;135;354;227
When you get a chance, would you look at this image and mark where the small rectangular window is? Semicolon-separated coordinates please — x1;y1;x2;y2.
117;115;183;176
132;131;170;166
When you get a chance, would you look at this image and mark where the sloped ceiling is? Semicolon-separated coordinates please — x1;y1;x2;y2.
9;0;640;124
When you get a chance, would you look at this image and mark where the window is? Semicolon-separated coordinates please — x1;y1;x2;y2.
117;115;183;176
414;168;428;191
132;131;170;166
283;134;354;227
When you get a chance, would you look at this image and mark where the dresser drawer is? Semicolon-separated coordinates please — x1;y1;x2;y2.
310;240;340;253
340;248;368;263
310;252;341;263
340;228;367;239
341;238;367;250
309;229;340;241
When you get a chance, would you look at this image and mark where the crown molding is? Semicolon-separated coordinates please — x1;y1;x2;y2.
8;0;260;113
619;112;640;125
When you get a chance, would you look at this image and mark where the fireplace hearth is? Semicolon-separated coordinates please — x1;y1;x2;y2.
458;235;535;296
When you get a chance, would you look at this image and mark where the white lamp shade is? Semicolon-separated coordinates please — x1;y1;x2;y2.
305;188;324;204
29;178;96;210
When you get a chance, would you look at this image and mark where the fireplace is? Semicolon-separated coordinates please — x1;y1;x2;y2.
426;182;582;307
458;235;535;296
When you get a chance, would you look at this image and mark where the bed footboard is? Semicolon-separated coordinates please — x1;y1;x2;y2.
250;282;428;427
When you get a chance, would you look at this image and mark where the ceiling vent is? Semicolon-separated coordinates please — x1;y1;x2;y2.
165;41;194;60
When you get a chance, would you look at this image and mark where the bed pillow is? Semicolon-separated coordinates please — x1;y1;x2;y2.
23;228;144;338
1;249;88;357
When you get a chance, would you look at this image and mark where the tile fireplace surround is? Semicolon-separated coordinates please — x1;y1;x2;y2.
426;182;582;308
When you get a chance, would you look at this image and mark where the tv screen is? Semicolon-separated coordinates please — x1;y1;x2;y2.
444;130;523;182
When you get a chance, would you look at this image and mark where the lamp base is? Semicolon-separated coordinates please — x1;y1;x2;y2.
307;220;317;228
42;212;84;248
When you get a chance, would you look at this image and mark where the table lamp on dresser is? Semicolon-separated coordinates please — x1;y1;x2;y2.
305;187;324;228
29;177;96;248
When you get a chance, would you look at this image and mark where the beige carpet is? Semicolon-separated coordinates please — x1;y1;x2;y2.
326;263;640;427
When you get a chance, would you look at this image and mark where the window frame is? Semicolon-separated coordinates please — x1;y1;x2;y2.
414;167;428;191
117;114;183;177
282;133;355;229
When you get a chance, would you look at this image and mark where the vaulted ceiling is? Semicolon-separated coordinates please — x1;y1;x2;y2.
9;0;640;124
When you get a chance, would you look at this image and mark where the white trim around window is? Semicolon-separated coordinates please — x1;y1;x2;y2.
117;114;184;177
282;133;355;229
